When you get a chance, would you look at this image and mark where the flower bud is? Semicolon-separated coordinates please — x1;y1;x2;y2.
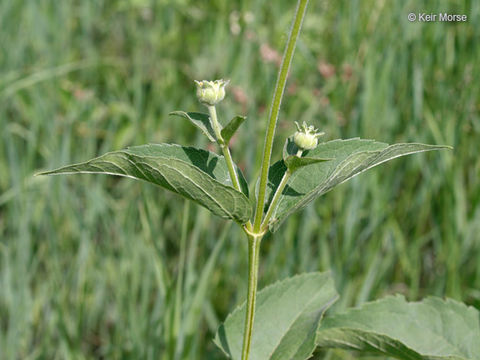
293;121;324;150
194;79;229;106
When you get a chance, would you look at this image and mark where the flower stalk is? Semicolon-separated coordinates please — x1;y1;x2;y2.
207;105;243;194
261;149;303;230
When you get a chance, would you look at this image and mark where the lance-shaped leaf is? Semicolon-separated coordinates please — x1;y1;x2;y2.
284;155;331;173
214;272;338;360
169;111;216;142
39;144;252;224
316;295;480;360
221;115;246;143
267;139;451;232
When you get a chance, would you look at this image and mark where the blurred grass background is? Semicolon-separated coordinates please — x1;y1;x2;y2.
0;0;479;359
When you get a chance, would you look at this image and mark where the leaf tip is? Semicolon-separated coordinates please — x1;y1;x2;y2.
35;169;54;176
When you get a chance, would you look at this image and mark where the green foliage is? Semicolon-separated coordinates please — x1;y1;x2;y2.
40;144;252;224
1;0;478;359
170;111;217;142
317;295;480;360
221;116;246;144
214;272;338;360
283;155;331;173
38;126;450;360
267;139;450;232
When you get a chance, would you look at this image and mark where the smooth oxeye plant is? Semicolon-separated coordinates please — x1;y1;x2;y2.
40;1;479;360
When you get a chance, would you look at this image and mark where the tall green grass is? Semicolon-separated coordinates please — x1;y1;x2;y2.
1;0;479;358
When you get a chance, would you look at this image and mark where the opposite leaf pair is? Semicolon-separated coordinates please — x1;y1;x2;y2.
39;139;448;233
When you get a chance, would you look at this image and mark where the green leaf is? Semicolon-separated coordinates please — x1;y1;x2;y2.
214;272;338;360
221;115;246;143
169;111;216;142
283;136;299;160
39;144;252;224
267;139;451;232
284;155;331;173
316;295;480;360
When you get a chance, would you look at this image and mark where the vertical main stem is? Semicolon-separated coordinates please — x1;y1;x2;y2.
253;0;309;232
241;2;309;358
241;234;262;360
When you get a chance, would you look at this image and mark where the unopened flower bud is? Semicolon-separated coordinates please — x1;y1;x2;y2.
293;121;324;150
194;79;229;106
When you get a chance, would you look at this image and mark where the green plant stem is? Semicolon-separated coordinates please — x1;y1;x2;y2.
241;234;262;360
207;105;223;143
253;0;309;232
208;105;242;192
260;170;291;231
260;149;303;230
241;2;309;356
